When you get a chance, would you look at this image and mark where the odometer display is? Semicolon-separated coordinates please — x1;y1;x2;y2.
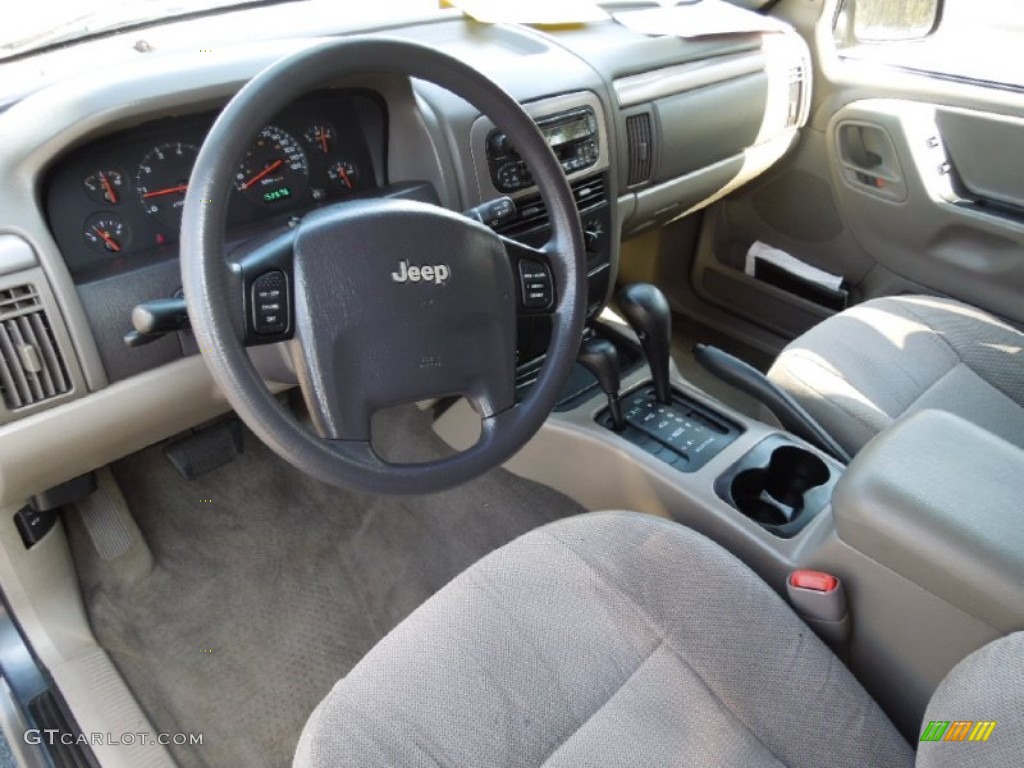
235;126;309;205
263;187;292;204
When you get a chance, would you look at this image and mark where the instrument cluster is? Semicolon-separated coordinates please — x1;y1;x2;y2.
45;90;384;281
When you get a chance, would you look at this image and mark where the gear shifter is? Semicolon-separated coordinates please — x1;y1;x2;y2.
617;283;672;404
577;337;625;431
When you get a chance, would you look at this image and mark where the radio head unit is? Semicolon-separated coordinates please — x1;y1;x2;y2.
486;106;599;193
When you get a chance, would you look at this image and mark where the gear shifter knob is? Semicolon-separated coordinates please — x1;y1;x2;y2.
617;283;672;404
578;336;625;431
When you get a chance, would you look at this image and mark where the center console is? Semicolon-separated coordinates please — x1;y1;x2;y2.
432;284;1013;741
832;409;1024;631
470;92;615;370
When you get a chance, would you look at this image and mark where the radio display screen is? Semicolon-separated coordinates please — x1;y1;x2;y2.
543;116;591;147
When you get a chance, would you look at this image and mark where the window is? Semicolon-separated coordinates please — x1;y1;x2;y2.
835;0;1024;89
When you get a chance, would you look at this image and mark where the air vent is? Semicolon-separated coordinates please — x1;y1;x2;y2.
786;64;806;128
496;175;607;238
0;284;71;411
625;113;654;186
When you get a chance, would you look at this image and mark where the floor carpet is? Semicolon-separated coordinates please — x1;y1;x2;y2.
67;405;584;768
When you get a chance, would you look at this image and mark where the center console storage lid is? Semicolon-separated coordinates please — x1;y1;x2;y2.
833;410;1024;632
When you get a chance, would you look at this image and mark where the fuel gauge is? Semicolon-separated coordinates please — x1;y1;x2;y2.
327;160;359;190
303;124;336;155
83;213;130;255
83;169;126;205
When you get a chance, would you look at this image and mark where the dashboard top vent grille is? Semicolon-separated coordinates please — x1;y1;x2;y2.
496;174;607;238
625;112;654;186
0;284;71;411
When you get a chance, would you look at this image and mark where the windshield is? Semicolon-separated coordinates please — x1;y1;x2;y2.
1;0;442;60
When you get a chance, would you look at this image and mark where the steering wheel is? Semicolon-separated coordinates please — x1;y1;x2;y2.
181;38;587;495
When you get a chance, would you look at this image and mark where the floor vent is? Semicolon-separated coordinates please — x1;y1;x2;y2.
0;284;72;410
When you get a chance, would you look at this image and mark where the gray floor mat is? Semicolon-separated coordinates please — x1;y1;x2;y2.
67;405;584;768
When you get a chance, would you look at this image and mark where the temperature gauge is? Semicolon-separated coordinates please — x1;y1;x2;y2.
303;124;336;155
327;160;359;190
83;213;130;254
83;169;126;205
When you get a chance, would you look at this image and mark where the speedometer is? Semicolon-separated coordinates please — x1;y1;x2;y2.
235;125;309;205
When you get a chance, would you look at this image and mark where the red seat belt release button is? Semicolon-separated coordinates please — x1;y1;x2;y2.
786;570;849;648
789;570;838;593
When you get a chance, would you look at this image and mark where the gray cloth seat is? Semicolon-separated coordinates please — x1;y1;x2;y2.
918;632;1024;767
294;511;917;767
767;295;1024;456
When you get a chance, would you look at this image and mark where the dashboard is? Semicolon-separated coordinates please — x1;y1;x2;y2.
45;90;385;282
0;5;811;505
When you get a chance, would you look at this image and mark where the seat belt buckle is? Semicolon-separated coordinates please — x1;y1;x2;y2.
787;570;850;649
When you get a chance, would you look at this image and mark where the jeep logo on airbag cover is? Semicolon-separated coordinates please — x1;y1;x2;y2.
391;260;450;285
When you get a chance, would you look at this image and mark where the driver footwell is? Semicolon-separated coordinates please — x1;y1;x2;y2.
66;405;584;768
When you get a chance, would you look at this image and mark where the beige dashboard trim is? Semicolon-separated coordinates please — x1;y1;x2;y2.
0;235;37;275
0;355;288;508
613;51;767;108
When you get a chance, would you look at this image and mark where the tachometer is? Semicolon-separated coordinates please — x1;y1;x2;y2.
136;142;197;230
235;125;309;205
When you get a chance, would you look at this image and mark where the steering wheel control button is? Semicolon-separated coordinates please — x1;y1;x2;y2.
518;260;553;309
252;271;289;335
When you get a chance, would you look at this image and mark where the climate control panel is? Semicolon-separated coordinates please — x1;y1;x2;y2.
486;107;600;193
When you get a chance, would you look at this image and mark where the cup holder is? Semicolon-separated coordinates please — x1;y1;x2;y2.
716;439;836;536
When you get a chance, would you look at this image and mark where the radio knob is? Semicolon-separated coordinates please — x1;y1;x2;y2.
584;220;605;251
490;133;511;154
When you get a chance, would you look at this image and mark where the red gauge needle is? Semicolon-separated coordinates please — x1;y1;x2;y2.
142;184;188;199
92;226;121;253
241;159;283;190
100;173;118;204
338;166;353;189
319;130;328;155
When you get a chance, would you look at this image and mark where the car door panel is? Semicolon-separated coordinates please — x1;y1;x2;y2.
936;106;1024;210
825;99;1024;326
682;0;1024;350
